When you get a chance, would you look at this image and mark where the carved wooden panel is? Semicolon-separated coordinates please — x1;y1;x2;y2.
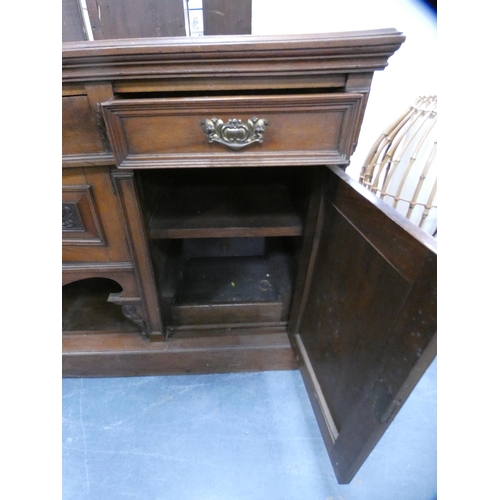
62;185;106;245
62;167;131;263
101;93;364;169
62;203;84;232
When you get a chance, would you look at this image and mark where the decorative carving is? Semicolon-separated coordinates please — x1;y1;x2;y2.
62;185;106;245
62;203;84;231
121;304;148;337
200;117;268;150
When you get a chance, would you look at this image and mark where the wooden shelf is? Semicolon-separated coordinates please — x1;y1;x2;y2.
148;182;304;239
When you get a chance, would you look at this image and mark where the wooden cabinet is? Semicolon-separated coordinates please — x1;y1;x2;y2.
62;30;436;484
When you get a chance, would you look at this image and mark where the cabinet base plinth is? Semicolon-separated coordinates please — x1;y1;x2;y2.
62;331;297;377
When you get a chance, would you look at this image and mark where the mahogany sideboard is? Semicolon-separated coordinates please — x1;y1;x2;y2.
62;29;437;483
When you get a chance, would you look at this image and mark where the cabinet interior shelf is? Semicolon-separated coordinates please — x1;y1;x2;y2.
148;182;304;239
166;243;296;329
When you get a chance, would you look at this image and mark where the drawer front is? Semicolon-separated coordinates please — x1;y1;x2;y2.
62;167;130;263
63;95;107;156
101;93;363;169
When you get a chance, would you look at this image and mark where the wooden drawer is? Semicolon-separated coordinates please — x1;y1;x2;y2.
62;95;106;156
62;167;130;263
101;93;363;169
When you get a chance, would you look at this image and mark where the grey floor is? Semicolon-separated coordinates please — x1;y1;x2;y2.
62;358;436;500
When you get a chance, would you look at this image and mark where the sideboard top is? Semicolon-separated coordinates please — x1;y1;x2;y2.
62;28;405;84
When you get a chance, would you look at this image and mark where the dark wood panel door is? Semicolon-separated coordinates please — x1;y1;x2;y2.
293;165;437;484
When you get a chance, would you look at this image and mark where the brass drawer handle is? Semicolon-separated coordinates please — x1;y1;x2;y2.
200;117;269;150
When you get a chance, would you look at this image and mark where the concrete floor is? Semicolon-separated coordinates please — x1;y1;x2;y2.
63;359;436;500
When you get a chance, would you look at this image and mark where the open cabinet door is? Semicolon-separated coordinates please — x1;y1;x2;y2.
292;165;437;484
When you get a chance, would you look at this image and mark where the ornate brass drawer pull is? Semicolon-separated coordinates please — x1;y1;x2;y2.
200;117;269;150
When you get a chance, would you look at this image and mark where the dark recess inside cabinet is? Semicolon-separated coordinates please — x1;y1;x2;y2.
137;166;315;337
62;278;142;334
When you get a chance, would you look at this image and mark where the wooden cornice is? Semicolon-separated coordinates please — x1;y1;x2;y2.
62;29;405;84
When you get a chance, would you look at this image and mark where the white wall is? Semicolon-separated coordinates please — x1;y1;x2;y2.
252;0;437;178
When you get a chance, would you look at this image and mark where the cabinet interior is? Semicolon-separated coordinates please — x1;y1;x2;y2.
62;278;141;334
138;166;315;336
